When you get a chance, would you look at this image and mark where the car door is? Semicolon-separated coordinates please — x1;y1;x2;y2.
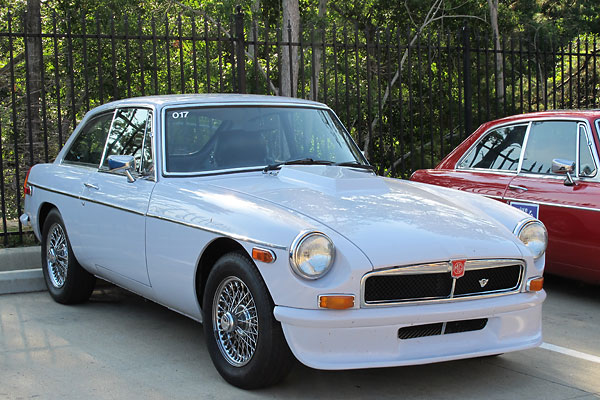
445;123;529;200
57;111;115;266
81;107;156;286
505;120;600;281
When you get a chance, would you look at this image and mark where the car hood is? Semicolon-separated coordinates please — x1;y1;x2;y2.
209;165;525;268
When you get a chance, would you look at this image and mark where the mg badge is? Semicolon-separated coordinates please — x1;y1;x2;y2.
479;278;489;288
451;259;466;278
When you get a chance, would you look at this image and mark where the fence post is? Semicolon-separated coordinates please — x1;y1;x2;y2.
234;6;246;94
462;24;472;138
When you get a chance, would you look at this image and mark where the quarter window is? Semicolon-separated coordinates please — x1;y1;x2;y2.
579;125;597;177
63;113;113;166
101;108;152;174
520;121;577;175
458;124;527;171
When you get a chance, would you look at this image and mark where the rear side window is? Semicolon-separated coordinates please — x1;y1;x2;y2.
521;121;577;174
458;124;527;171
63;113;113;166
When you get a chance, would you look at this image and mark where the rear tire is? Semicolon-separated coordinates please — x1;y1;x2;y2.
203;252;294;389
41;209;96;304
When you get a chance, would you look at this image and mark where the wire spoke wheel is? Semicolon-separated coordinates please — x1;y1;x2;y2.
212;276;259;367
46;222;69;288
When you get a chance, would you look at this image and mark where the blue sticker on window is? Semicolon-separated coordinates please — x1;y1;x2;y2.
509;201;539;219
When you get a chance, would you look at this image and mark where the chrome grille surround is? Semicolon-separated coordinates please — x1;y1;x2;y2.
361;259;525;307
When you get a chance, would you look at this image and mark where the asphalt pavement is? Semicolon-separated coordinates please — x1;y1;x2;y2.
0;276;599;400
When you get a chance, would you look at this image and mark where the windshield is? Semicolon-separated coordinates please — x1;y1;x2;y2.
164;106;364;174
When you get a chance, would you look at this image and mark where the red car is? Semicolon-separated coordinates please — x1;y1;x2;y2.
411;111;600;284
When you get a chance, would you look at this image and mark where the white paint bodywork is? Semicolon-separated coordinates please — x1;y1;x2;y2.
23;94;545;370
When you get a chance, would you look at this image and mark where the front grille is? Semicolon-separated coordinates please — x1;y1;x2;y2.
454;265;522;296
398;318;488;340
363;259;524;305
364;272;452;302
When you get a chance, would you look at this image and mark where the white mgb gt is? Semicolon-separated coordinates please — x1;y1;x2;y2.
22;94;547;388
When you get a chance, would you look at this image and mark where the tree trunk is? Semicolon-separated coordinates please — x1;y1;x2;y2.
488;0;504;105
248;0;261;60
281;0;300;97
25;0;42;164
309;0;327;100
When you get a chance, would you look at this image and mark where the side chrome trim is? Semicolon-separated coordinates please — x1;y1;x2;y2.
146;213;287;250
30;182;146;216
360;259;525;307
29;183;80;200
503;197;600;213
30;182;287;249
79;196;146;216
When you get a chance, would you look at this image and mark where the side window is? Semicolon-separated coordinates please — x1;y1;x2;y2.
458;124;527;171
101;108;151;174
521;121;577;175
63;113;113;166
579;125;597;177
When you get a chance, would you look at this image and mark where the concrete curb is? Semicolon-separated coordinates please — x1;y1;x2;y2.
0;246;41;271
0;269;46;295
0;246;45;294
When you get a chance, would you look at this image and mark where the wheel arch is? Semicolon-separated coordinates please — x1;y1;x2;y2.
195;237;249;309
38;202;58;233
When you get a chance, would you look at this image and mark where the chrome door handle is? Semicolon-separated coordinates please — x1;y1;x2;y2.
508;184;528;191
83;183;99;190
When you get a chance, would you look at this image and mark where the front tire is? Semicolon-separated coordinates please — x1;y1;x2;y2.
203;252;293;389
41;208;96;304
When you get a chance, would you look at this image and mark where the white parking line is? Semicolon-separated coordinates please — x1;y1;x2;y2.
540;342;600;364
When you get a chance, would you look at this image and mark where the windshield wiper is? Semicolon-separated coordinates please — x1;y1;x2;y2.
334;161;375;170
263;158;335;172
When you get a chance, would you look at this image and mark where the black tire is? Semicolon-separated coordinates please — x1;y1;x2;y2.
203;252;294;389
41;208;96;304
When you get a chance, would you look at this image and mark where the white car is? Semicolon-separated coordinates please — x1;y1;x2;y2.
22;94;547;388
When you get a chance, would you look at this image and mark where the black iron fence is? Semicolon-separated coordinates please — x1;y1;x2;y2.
1;7;599;244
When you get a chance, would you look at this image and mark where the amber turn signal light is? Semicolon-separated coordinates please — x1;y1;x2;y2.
527;277;544;292
252;247;276;263
319;295;355;309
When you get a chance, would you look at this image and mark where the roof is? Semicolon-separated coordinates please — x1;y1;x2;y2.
95;93;327;110
490;109;600;124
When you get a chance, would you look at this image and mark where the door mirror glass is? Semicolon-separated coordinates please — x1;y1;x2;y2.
551;158;575;174
108;154;135;171
108;155;136;183
551;158;577;186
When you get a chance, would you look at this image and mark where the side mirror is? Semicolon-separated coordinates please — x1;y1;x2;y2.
108;155;136;183
552;158;577;186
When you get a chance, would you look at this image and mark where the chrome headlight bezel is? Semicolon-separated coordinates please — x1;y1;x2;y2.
289;231;336;280
513;219;548;259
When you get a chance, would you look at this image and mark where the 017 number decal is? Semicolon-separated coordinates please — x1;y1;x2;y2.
171;111;189;119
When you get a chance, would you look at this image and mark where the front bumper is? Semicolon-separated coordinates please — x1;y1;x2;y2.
274;290;545;370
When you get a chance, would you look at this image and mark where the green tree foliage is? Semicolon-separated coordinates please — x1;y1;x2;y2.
1;0;599;241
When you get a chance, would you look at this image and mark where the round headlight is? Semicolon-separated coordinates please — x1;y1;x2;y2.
515;220;547;259
290;232;335;280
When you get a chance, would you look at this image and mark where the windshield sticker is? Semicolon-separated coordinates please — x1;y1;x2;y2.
509;201;539;219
